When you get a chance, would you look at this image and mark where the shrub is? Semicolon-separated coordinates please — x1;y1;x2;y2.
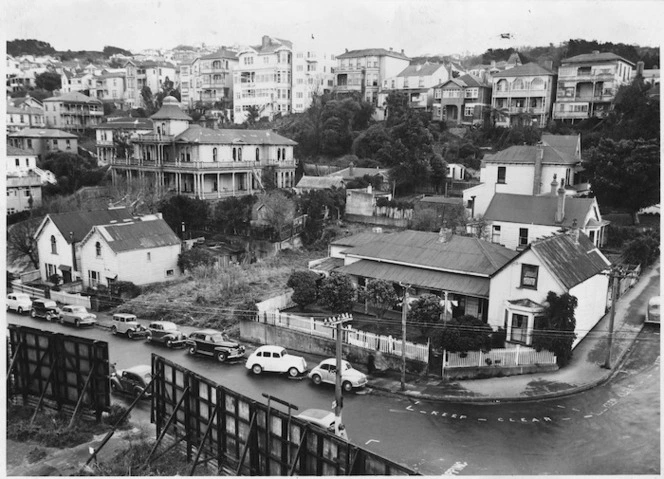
286;270;320;311
104;404;131;428
319;273;355;314
437;315;493;353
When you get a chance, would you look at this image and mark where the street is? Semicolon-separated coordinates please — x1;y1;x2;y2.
7;307;659;475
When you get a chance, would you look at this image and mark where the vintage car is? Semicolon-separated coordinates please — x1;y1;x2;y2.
245;345;307;377
7;293;32;314
110;364;152;399
296;408;336;432
111;313;148;339
146;321;187;348
646;296;660;325
185;329;245;362
30;299;60;321
59;305;97;327
308;358;368;392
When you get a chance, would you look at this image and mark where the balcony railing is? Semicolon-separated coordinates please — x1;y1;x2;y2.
133;134;175;143
553;111;590;119
111;158;296;169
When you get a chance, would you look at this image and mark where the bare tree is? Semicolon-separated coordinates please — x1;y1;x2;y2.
7;217;42;270
259;191;296;241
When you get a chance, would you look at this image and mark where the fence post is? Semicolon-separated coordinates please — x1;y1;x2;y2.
515;344;520;366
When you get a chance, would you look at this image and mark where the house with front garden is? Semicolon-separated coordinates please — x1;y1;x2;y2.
78;216;182;288
488;229;610;348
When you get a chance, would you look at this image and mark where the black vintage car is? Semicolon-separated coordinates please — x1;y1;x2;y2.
30;299;60;320
146;321;187;348
110;364;152;399
185;329;245;362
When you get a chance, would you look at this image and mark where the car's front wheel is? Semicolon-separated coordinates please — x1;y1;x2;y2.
17;307;23;314
127;330;134;339
30;309;36;318
111;326;118;335
251;364;263;375
342;381;353;393
288;367;299;378
217;351;228;363
312;374;322;385
110;381;118;392
75;319;80;327
188;345;197;355
166;339;173;348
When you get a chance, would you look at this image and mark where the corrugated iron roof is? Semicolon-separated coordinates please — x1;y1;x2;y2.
530;233;610;290
563;52;634;66
311;257;344;273
8;128;77;139
344;230;517;276
339;260;491;297
419;196;464;205
482;145;577;165
7;145;35;156
329;167;388;178
295;176;344;189
200;48;239;60
175;124;297;145
492;62;554;78
150;97;192;121
484;194;597;228
96;219;180;253
397;63;445;77
96;118;154;130
331;232;384;248
336;48;410;61
47;208;134;243
540;134;580;160
43;91;102;104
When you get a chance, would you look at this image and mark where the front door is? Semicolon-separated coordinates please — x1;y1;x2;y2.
511;313;527;343
62;270;72;283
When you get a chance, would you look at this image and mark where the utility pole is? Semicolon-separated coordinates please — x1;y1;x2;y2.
399;283;410;391
603;265;632;369
323;313;352;439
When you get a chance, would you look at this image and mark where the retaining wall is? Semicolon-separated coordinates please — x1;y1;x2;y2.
443;363;558;380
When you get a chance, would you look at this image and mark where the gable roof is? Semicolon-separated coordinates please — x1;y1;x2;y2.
456;73;487;87
492;62;554;78
200;48;238;60
482;145;578;165
39;208;134;243
295;176;345;190
175;124;296;145
343;230;518;277
484;193;598;228
563;52;634;66
96;117;154;130
249;37;293;54
43;91;102;104
336;48;410;61
529;233;610;290
397;63;445;77
8;128;78;139
7;145;36;156
89;219;180;253
540;134;580;160
331;232;384;248
329;167;389;179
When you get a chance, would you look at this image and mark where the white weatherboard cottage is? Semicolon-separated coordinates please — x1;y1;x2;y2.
78;217;181;288
488;230;610;348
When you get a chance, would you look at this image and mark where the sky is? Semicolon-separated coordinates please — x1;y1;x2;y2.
4;0;664;57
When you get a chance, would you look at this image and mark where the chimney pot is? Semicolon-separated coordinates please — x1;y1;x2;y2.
390;47;393;51
555;186;566;223
636;61;645;75
551;174;559;195
570;218;580;244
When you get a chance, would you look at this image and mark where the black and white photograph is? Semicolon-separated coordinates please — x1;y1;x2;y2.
3;0;661;475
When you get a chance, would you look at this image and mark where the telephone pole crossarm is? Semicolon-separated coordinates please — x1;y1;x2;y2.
322;313;353;439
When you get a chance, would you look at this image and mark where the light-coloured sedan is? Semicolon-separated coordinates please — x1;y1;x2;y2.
7;293;32;314
308;358;368;392
245;345;307;377
59;305;97;327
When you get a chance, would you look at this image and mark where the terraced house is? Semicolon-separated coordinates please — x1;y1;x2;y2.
110;97;297;199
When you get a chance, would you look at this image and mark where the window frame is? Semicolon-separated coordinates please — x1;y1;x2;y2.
520;264;539;289
497;166;506;184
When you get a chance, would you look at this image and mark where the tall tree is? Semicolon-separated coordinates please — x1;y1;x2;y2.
363;279;398;319
259;191;296;240
158;195;209;236
7;217;42;269
287;270;320;311
35;71;62;92
318;273;355;314
531;292;578;367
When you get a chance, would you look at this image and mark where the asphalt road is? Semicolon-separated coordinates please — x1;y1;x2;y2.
6;307;660;475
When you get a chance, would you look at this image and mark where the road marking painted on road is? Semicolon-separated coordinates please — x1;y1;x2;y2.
365;439;380;445
572;408;580;412
584;414;593;418
562;417;571;420
389;409;410;413
556;405;565;408
444;461;468;475
478;418;487;421
414;400;420;405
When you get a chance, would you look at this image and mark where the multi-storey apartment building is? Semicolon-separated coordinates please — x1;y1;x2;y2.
292;48;336;113
124;60;139;108
553;51;634;122
7;103;45;132
8;128;79;161
60;70;93;94
89;72;126;106
43;91;103;131
433;73;492;126
334;48;410;105
491;62;556;128
233;36;294;123
6;145;43;214
95;117;153;166
110;97;297;199
197;48;238;109
178;60;196;108
137;60;177;96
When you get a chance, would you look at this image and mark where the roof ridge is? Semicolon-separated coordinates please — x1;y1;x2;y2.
472;237;500;270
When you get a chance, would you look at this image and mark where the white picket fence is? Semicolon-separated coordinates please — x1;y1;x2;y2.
259;310;429;363
49;290;91;309
444;345;556;369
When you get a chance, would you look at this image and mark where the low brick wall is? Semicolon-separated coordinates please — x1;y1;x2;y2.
443;363;558;380
240;320;426;374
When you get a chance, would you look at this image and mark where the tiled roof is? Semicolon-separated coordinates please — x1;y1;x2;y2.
200;48;238;60
336;48;410;61
484;193;598;228
563;52;634;66
175;125;297;145
456;73;487;87
295;176;344;189
43;91;102;104
339;259;491;298
529;233;610;290
8;128;77;139
7;145;35;156
482;145;578;165
343;230;518;277
540;134;580;160
94;219;180;253
397;63;445;77
96;118;154;130
491;62;554;78
45;208;134;243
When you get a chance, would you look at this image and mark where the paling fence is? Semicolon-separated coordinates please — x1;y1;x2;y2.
444;345;557;369
150;354;417;476
259;311;429;363
6;325;111;422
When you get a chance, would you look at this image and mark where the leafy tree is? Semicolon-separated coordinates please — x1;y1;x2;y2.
584;138;660;224
531;292;578;367
602;76;660;141
177;248;216;272
622;231;660;267
213;195;256;235
364;279;398;319
35;71;62;92
7;218;42;269
158;195;209;236
437;315;493;353
7;39;56;56
429;154;448;193
319;273;355;314
352;124;393;160
385;91;410;127
140;86;155;113
243;105;264;126
296;188;344;247
103;45;132;57
345;174;383;190
286;270;320;311
408;294;444;337
261;165;278;190
259;191;296;240
411;208;440;232
40;152;107;196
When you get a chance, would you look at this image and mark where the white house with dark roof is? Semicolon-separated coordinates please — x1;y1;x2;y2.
110;97;297;199
6;145;43;214
489;230;610;348
7;103;45;132
483;179;609;250
43;91;103;131
463;136;585;219
79;217;182;288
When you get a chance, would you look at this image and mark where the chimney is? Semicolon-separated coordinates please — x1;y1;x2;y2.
349;161;354;176
550;174;559;195
532;142;544;195
543;60;553;71
491;60;496;68
390;47;393;52
367;184;372;194
345;48;348;53
438;223;454;243
262;35;270;48
636;61;645;76
592;50;600;55
401;49;405;54
555;185;566;223
569;218;580;244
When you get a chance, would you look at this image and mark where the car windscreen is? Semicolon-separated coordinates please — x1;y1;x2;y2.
71;306;87;313
210;334;224;343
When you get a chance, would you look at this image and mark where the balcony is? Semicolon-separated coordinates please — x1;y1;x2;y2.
132;134;175;143
112;158;296;170
559;72;616;82
553;110;590;119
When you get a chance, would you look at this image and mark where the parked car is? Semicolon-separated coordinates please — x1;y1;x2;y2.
245;345;307;377
646;296;660;325
308;358;368;392
146;321;187;348
296;408;336;432
110;364;153;399
30;299;60;321
185;329;245;362
59;305;97;327
7;293;32;314
111;313;148;339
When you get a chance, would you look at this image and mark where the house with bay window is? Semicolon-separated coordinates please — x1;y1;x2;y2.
489;230;610;348
433;74;491;126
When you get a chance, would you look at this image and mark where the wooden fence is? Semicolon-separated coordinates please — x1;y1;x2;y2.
49;290;91;308
10;281;46;299
444;345;556;369
18;270;41;283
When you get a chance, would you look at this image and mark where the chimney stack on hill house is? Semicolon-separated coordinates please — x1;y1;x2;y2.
550;174;559;195
438;223;454;243
570;219;580;244
555;184;566;223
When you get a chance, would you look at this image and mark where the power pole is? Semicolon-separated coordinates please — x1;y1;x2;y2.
323;313;352;439
399;284;410;391
603;265;632;369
